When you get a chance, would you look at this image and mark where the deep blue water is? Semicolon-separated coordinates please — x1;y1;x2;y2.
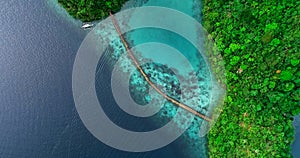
0;0;203;157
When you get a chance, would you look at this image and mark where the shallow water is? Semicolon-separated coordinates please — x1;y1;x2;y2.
0;0;210;157
108;0;210;157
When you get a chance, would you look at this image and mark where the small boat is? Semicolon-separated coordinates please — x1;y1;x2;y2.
81;23;94;29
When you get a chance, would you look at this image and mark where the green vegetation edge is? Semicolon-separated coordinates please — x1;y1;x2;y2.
202;0;300;157
57;0;129;22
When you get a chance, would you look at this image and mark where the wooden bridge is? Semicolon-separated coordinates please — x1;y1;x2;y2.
109;12;212;122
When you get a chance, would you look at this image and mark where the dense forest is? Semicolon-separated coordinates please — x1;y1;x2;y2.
203;0;300;157
57;0;128;21
58;0;300;157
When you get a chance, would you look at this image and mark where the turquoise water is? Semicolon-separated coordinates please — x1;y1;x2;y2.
124;28;210;157
143;0;195;15
48;0;216;157
106;0;210;157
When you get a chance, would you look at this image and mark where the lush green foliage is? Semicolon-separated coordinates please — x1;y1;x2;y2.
58;0;128;21
202;0;300;157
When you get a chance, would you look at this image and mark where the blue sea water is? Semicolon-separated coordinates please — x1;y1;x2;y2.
0;0;208;157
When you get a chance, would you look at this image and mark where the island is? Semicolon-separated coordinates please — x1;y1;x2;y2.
57;0;129;21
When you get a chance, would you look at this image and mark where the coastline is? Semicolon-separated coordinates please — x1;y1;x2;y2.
46;0;82;27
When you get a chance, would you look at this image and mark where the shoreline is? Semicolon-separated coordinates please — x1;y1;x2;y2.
46;0;82;27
